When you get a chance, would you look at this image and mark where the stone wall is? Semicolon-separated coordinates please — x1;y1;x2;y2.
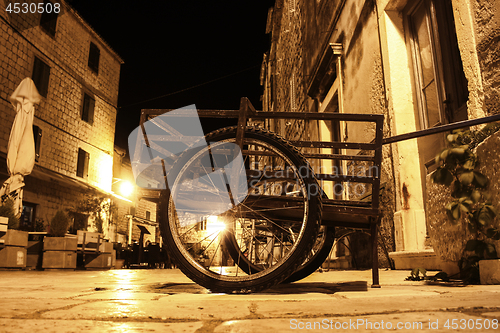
262;0;309;142
476;130;500;256
114;198;132;241
0;0;121;192
427;130;500;262
135;199;157;223
262;0;396;267
22;174;88;229
0;0;122;235
473;0;500;115
112;147;158;244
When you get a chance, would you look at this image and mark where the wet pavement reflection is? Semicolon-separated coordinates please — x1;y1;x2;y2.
0;269;499;332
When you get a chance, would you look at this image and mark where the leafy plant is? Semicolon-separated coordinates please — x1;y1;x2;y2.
49;211;70;237
405;268;450;282
0;198;20;229
74;192;117;234
454;121;500;150
431;128;500;282
405;267;428;281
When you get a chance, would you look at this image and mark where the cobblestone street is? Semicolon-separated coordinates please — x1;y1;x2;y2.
0;269;499;332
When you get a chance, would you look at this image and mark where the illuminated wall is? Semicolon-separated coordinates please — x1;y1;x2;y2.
0;0;122;227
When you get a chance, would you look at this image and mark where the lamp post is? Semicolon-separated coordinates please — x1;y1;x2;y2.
125;214;133;245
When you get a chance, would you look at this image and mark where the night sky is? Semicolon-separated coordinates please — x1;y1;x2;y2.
68;1;274;149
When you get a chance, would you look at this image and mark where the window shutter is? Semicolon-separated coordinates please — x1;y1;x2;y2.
77;148;90;179
32;57;50;97
33;126;42;162
76;149;85;178
88;97;95;125
82;95;89;122
88;42;100;73
41;62;50;96
84;151;90;179
82;94;95;125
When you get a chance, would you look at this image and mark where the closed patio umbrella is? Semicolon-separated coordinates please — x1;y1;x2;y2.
0;78;41;217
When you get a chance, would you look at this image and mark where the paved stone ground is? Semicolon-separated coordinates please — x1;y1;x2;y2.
0;268;499;332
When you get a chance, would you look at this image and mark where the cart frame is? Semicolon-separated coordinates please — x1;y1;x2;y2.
137;97;500;290
139;97;384;287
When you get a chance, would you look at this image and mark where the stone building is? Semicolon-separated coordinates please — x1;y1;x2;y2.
261;0;499;269
0;0;123;237
113;146;159;246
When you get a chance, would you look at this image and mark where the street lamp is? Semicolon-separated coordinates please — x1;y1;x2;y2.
112;178;135;198
119;180;134;197
206;215;226;238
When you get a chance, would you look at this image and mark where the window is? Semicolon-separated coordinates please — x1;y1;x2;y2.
32;57;50;97
76;148;89;179
198;219;207;231
316;48;345;200
40;0;58;37
81;93;95;124
33;125;42;162
146;211;151;220
20;202;37;231
406;0;468;129
71;212;88;232
88;42;100;73
405;0;468;170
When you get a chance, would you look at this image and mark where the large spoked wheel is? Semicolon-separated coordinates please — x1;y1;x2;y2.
161;126;322;293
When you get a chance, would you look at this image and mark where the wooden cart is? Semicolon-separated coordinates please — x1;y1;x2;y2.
132;97;383;293
131;97;500;293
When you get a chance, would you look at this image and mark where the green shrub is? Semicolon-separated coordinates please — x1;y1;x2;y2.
49;211;70;237
431;128;500;283
0;198;20;229
455;122;500;150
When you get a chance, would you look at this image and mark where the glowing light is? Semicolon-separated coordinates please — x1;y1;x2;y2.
206;215;226;235
119;181;134;197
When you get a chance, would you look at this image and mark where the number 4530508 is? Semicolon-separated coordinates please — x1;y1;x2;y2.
444;318;498;330
6;2;61;14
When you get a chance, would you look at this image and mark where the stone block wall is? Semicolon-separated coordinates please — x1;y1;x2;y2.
129;199;158;245
22;175;87;230
473;0;500;115
427;130;500;262
0;0;122;193
475;130;500;256
113;198;132;241
263;0;309;142
262;0;397;267
0;0;122;237
135;199;157;223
